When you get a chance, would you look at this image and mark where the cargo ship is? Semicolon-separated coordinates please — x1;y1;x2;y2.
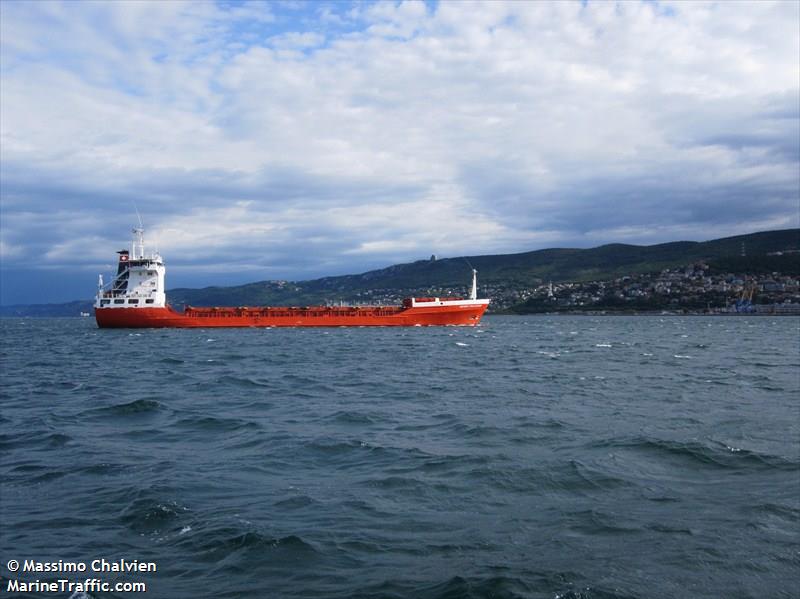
94;228;490;328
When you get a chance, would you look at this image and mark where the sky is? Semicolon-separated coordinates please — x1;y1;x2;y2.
1;0;798;304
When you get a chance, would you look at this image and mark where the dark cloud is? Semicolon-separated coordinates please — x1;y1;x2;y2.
1;1;798;303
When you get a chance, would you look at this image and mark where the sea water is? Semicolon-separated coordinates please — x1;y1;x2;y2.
1;315;798;598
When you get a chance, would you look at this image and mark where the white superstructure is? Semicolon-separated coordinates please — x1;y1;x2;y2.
94;228;166;309
406;270;490;309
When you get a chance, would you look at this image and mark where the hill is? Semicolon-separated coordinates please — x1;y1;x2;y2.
167;228;798;306
2;228;797;316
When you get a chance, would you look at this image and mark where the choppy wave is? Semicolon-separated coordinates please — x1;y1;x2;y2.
173;415;261;432
590;436;800;471
90;398;163;416
1;315;798;599
119;497;190;534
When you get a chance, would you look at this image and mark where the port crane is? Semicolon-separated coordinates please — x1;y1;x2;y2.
735;281;757;313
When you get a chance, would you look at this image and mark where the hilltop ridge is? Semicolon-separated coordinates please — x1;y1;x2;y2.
1;228;797;316
166;228;798;307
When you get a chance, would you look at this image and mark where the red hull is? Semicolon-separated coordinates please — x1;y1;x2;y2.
95;304;489;328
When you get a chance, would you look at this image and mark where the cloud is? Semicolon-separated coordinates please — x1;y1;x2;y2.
1;0;798;303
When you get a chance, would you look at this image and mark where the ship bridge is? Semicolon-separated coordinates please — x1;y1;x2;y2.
95;227;166;309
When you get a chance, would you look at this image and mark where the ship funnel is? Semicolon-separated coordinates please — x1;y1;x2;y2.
470;269;478;300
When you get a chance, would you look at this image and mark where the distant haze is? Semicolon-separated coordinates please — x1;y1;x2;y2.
1;1;798;304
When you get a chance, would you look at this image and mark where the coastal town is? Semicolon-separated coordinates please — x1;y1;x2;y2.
347;260;800;315
500;262;800;314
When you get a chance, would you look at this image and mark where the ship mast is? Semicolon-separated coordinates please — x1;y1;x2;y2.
132;227;145;259
132;206;145;259
470;269;478;300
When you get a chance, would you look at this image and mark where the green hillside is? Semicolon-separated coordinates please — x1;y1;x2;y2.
2;228;797;316
168;228;799;306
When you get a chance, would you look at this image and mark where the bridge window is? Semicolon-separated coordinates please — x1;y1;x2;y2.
114;299;124;304
145;299;154;304
101;300;110;305
128;299;139;304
